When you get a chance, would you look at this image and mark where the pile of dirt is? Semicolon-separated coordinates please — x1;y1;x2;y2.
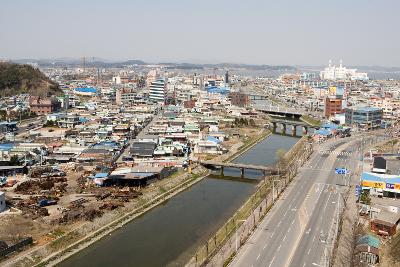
15;180;54;194
54;207;103;224
99;202;123;211
15;177;67;195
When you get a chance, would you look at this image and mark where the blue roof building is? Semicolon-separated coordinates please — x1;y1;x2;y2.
74;87;98;95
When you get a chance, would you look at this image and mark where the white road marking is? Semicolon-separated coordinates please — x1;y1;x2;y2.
257;254;260;261
268;255;276;267
277;244;282;251
308;247;311;255
283;234;287;241
263;244;267;250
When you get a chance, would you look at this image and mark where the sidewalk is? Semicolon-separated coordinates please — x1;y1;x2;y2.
332;185;358;267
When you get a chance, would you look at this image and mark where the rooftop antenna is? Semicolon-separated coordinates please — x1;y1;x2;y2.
340;59;343;68
328;59;332;68
97;68;100;85
82;56;86;73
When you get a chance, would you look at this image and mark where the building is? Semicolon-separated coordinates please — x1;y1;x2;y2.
0;191;5;212
130;141;156;158
371;219;397;236
74;87;98;97
320;60;369;81
360;172;400;198
354;235;380;265
116;88;137;105
325;97;343;118
345;107;383;130
29;96;61;115
149;79;166;103
57;113;80;128
229;92;249;107
0;122;17;133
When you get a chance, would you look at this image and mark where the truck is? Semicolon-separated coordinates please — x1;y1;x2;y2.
38;199;57;207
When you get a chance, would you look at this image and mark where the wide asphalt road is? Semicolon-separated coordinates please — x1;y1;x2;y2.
230;136;364;267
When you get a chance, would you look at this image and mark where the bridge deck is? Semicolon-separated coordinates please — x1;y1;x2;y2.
270;119;309;126
198;160;276;172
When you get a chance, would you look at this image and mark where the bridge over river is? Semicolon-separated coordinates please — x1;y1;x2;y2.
196;160;278;177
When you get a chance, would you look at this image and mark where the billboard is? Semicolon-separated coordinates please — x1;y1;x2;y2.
329;86;337;96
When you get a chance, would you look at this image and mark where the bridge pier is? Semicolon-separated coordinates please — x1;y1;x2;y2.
240;168;244;178
220;166;224;176
272;122;277;133
282;124;287;134
302;126;308;135
291;125;297;136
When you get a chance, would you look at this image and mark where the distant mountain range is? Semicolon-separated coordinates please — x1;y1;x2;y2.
8;58;296;71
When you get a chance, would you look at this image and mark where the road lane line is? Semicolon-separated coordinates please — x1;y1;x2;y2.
257;254;260;261
283;234;287;241
268;255;276;267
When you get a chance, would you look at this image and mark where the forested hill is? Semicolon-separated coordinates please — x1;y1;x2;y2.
0;62;62;97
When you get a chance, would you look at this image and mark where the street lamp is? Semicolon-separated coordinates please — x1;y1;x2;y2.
272;179;280;202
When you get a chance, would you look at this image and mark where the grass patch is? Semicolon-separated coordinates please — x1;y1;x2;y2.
300;115;321;127
223;252;236;267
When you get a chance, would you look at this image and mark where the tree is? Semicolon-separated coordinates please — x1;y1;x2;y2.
9;155;20;166
360;191;371;205
275;149;287;169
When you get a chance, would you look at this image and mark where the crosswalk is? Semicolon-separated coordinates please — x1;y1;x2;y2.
318;150;352;156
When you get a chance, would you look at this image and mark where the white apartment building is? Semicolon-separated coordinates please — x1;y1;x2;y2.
149;79;166;103
320;60;368;81
370;98;400;120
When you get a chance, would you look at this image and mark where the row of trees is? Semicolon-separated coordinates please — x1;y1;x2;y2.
233;117;257;127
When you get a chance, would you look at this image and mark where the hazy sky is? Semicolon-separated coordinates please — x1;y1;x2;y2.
1;0;399;66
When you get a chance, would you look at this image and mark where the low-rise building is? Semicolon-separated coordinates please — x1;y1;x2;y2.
325;97;343;118
345;107;383;130
29;96;61;115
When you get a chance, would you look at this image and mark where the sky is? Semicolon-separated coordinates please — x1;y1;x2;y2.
1;0;400;66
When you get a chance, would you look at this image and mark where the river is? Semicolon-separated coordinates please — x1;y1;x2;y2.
59;134;299;267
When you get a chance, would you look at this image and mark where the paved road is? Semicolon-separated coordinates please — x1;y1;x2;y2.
115;113;159;163
230;136;368;267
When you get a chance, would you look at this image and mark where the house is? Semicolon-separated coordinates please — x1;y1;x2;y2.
194;140;222;154
130;142;156;158
57;113;80;128
355;235;380;265
370;217;398;236
29;96;61;115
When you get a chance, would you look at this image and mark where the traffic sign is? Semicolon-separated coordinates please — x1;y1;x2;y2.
335;168;349;175
355;185;362;196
